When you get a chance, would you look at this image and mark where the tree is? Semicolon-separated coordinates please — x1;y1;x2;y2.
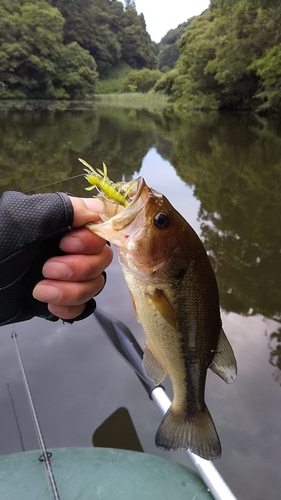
54;42;98;98
204;1;266;109
50;0;156;76
0;0;98;98
50;0;121;74
251;44;281;112
0;1;65;97
154;69;179;95
170;14;220;111
118;7;156;69
164;0;281;113
122;68;162;92
157;22;189;72
124;0;136;7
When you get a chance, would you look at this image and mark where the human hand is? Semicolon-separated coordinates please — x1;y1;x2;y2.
32;197;113;320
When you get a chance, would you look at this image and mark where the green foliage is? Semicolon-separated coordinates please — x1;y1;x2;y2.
158;45;180;73
96;62;132;94
166;0;281;113
54;42;98;99
50;0;156;76
157;22;189;72
0;0;157;99
122;69;163;93
251;44;281;112
154;69;178;96
118;7;157;71
0;0;98;99
169;14;220;111
50;0;122;75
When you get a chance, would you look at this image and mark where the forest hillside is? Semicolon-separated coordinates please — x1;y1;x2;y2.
0;0;156;99
156;0;281;114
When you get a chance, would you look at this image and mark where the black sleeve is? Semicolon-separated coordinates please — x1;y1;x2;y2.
0;191;96;326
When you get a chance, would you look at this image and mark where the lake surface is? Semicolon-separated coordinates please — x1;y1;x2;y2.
0;103;281;500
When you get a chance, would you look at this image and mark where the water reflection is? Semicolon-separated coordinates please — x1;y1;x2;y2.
268;326;281;385
170;114;281;322
1;107;281;352
0;105;281;500
0;106;167;194
1;106;281;375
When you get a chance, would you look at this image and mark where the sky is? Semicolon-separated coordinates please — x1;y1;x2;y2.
133;1;210;42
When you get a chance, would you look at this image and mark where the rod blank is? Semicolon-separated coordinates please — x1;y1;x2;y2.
11;326;60;500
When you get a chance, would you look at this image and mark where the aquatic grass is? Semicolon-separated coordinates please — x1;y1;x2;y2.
94;92;169;111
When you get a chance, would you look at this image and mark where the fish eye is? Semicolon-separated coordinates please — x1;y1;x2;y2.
153;212;170;229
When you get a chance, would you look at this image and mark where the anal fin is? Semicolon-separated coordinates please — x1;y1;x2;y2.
143;344;166;384
209;328;237;384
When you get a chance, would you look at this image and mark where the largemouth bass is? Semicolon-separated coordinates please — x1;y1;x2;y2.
85;169;237;460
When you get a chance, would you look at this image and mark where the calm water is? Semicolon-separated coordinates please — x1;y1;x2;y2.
0;103;281;500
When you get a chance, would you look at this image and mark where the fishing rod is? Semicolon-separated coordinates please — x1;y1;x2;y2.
11;326;61;500
94;308;238;500
6;383;25;452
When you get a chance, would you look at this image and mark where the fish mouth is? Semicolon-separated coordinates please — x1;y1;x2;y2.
99;176;147;231
86;176;148;245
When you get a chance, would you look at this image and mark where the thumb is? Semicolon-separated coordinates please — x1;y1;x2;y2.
69;196;104;228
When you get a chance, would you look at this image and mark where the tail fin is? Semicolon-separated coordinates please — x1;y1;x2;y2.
155;405;221;460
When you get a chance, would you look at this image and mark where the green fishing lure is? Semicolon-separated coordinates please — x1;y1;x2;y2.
79;158;132;207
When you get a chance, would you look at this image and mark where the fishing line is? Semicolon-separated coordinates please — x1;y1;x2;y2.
23;173;85;194
11;326;61;500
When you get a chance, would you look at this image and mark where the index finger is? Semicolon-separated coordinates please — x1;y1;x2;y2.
69;196;104;228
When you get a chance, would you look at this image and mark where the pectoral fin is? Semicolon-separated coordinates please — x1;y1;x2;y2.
143;344;166;384
148;289;177;329
209;328;237;384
